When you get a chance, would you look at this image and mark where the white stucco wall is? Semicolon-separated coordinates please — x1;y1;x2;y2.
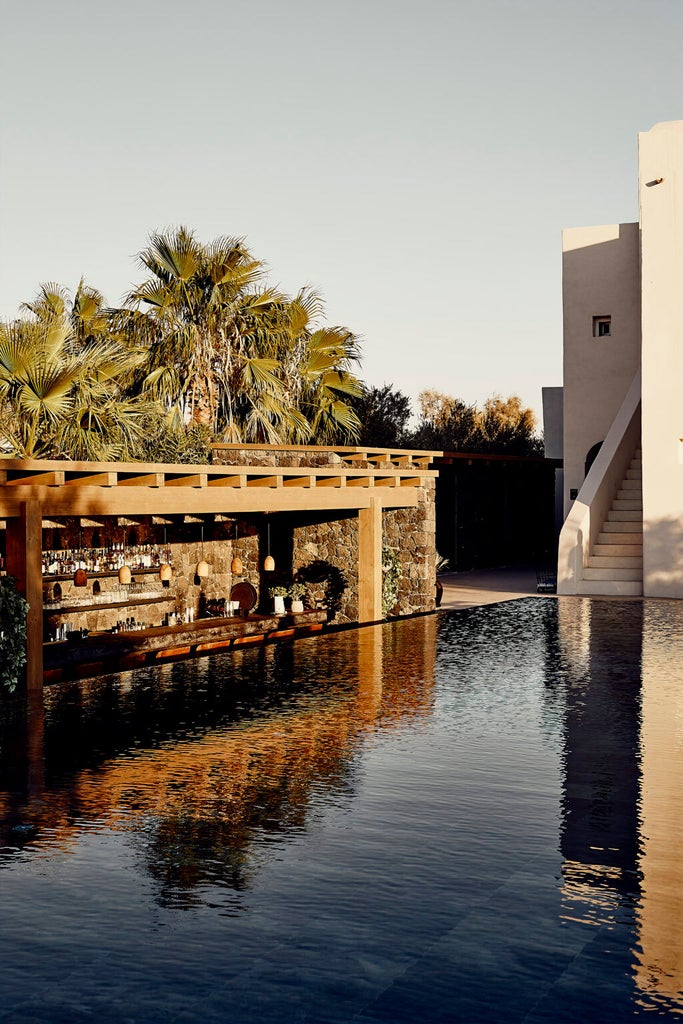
542;386;563;460
562;223;641;517
638;121;683;597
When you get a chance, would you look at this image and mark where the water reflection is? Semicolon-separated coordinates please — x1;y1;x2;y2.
2;602;683;1019
557;597;683;1016
636;602;683;1010
0;617;437;911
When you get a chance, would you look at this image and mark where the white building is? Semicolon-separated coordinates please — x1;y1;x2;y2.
558;120;683;598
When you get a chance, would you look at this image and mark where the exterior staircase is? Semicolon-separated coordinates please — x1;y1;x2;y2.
580;450;643;596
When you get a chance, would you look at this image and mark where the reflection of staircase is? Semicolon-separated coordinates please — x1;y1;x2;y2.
581;450;643;596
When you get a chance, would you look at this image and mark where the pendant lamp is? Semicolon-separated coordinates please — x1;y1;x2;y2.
118;565;132;585
196;524;210;578
263;519;275;572
231;522;243;575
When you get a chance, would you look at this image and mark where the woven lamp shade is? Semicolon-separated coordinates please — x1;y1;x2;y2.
263;555;275;572
196;560;210;578
231;555;243;575
159;563;173;582
118;565;132;585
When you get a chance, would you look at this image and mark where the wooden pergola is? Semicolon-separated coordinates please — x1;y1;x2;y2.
0;447;439;694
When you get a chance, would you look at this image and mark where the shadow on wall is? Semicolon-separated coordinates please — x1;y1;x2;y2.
643;517;683;596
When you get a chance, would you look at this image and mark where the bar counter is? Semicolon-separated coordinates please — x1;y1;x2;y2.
43;610;327;684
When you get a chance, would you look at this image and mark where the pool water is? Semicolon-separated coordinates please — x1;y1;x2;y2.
0;598;682;1022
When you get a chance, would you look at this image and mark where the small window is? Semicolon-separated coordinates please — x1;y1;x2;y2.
593;315;611;338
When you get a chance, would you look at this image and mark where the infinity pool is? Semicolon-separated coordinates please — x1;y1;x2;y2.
1;598;682;1022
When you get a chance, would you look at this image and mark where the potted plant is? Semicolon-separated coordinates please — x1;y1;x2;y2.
289;582;306;614
269;585;288;615
435;552;449;608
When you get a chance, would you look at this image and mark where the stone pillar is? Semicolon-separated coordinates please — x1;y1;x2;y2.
5;500;43;697
358;499;382;623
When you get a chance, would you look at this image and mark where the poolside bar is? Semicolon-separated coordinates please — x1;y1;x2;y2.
0;445;440;694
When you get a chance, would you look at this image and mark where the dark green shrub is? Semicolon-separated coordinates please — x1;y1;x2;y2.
0;576;28;692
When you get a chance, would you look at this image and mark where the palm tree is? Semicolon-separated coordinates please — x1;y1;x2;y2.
276;288;362;443
0;291;153;460
114;227;362;443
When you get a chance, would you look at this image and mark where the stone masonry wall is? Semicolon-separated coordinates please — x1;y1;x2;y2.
213;447;437;623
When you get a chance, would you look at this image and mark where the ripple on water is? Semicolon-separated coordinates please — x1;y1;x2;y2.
1;600;682;1021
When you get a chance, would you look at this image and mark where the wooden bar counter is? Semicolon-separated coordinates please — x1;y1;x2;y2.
43;610;327;685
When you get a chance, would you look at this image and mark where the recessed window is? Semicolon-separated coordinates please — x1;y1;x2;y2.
593;315;611;338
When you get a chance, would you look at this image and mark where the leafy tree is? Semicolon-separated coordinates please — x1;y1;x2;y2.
409;390;483;451
407;389;542;455
350;383;412;447
479;394;543;455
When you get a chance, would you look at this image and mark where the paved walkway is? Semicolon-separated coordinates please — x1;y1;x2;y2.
438;566;555;611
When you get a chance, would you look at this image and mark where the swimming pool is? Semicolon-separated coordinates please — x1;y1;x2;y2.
0;598;681;1021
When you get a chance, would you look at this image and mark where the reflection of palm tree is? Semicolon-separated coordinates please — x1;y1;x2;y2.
0;619;437;907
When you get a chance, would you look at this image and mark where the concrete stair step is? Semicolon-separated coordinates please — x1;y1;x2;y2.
576;580;643;597
616;492;642;503
591;545;643;559
597;533;642;547
612;499;643;511
619;479;642;491
607;510;642;522
583;567;643;581
600;523;642;536
625;469;641;480
588;555;643;568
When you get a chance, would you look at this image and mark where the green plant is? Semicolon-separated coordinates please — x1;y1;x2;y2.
381;547;402;617
289;582;306;600
435;552;450;574
0;576;29;692
269;585;288;598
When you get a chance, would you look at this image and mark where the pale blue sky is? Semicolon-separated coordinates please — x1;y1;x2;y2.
2;0;682;424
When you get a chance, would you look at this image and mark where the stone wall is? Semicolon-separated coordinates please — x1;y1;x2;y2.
384;478;436;617
212;447;437;624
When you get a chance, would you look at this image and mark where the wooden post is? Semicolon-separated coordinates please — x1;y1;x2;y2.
358;499;383;623
5;500;43;697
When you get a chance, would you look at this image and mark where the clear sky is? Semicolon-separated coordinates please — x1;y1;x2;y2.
2;0;682;425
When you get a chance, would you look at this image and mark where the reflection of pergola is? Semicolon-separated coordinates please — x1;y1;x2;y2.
1;447;439;694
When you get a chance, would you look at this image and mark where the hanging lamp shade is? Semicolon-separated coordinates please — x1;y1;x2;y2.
196;559;210;578
231;555;243;575
74;568;88;588
159;563;173;583
118;565;132;585
263;519;274;571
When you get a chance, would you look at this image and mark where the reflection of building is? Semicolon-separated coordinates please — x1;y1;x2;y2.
0;617;437;907
635;604;683;1008
557;600;642;927
558;121;683;598
557;598;683;1015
